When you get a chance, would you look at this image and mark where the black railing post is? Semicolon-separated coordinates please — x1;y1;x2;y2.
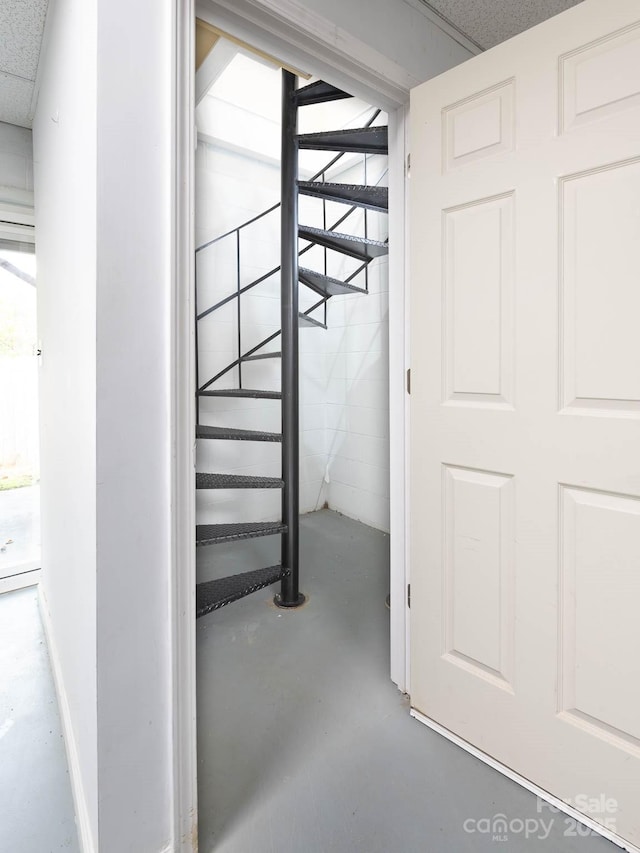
276;69;305;608
195;262;200;424
236;230;242;389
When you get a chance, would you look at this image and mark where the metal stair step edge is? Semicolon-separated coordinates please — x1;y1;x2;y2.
198;388;282;400
196;473;284;489
298;225;389;260
196;425;281;443
296;125;388;154
299;312;327;329
298;182;388;212
294;80;351;106
242;351;282;361
196;565;291;617
196;521;287;546
299;267;367;297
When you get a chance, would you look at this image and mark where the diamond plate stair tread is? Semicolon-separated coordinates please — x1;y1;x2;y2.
196;521;287;545
196;473;284;489
299;267;367;297
196;425;281;442
294;80;351;106
298;225;388;260
297;125;388;154
299;312;327;329
298;182;388;212
242;351;281;361
196;565;290;616
198;388;281;399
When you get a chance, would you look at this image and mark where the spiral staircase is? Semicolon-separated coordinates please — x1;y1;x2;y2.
194;73;389;617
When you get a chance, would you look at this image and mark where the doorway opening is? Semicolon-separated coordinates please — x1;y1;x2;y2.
0;237;40;592
193;31;393;847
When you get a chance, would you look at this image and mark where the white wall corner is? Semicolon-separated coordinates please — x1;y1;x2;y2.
37;587;97;853
401;0;483;56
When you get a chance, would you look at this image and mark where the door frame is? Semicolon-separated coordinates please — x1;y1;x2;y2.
177;0;481;842
172;3;198;851
193;0;416;695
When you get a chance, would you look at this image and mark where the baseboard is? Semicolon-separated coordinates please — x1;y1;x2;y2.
410;709;640;853
38;587;96;853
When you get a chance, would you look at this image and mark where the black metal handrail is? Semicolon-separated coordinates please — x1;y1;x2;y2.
196;163;389;393
195;108;381;255
195;107;385;394
199;295;333;389
195;202;280;255
196;109;382;320
196;158;389;318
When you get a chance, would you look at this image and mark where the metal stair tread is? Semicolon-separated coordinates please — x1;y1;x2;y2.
299;312;327;329
196;565;291;616
196;425;281;442
299;267;367;297
242;351;281;361
297;125;388;154
196;472;284;489
298;225;388;261
294;80;351;106
298;182;388;212
196;521;287;546
198;388;281;400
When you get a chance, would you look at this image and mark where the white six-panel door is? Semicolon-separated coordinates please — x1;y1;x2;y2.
409;0;640;846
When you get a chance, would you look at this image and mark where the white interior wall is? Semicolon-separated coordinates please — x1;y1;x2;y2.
322;157;390;531
34;0;181;850
94;0;176;849
195;52;391;530
32;0;99;847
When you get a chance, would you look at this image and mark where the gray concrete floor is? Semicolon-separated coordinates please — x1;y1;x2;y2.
197;509;617;853
0;586;79;852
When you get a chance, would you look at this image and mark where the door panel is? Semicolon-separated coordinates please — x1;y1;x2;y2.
409;0;640;846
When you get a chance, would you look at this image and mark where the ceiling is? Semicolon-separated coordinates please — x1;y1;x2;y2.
0;0;50;128
423;0;584;51
0;0;586;128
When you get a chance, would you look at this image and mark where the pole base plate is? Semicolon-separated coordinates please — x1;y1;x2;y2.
273;592;307;609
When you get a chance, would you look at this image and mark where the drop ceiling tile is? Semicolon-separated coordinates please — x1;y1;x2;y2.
0;74;34;128
0;0;49;80
424;0;585;50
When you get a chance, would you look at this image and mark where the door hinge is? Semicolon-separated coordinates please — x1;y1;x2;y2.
406;368;411;394
407;584;411;608
406;152;411;178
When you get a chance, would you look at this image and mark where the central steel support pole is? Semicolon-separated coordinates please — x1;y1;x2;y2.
276;70;305;608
